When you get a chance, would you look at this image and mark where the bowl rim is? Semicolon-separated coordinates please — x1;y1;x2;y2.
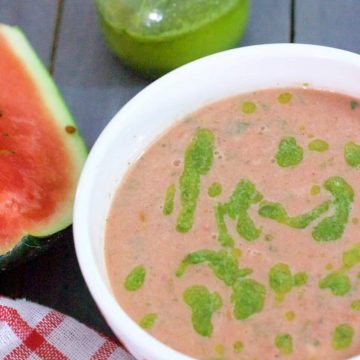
73;42;360;360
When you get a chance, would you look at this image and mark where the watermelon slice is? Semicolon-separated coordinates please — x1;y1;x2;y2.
0;24;87;269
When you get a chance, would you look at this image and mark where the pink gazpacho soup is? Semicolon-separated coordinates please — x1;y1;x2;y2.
105;88;360;360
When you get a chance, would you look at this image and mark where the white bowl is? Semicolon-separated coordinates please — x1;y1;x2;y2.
73;44;360;360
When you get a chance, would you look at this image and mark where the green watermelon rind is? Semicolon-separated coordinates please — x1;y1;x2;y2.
0;24;87;268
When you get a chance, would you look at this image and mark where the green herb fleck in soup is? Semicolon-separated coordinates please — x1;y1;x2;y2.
275;333;293;355
215;179;263;245
241;101;257;114
176;249;250;286
208;182;222;197
163;184;176;215
277;92;293;105
276;137;303;167
308;139;329;152
345;142;360;168
124;265;146;291
139;313;158;329
176;128;215;233
183;285;222;337
312;177;354;242
231;279;266;320
269;263;307;301
319;270;351;296
332;324;354;350
233;340;244;353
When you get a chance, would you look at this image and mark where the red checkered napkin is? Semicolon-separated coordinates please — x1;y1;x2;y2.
0;297;135;360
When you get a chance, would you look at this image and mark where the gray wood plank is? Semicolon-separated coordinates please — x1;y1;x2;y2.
295;0;360;53
242;0;291;45
0;0;58;66
53;0;149;148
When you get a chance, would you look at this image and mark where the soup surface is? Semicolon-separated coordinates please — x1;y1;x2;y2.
105;88;360;360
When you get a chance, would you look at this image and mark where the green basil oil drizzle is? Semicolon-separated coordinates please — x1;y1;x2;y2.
269;263;293;297
241;101;257;114
308;139;329;152
312;177;354;241
215;179;263;245
124;265;146;291
351;300;360;311
269;263;307;301
208;182;222;197
231;279;266;320
259;200;330;229
276;137;303;167
258;176;353;241
332;324;354;350
139;313;158;329
345;142;360;168
176;128;215;233
343;243;360;268
183;285;222;337
311;185;321;196
285;311;295;321
214;344;225;356
176;249;251;286
215;204;235;247
278;92;293;105
177;249;265;320
275;334;293;355
233;341;244;353
163;184;176;215
319;271;351;296
319;243;360;296
294;272;308;286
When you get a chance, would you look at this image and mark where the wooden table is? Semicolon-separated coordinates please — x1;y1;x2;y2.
1;0;360;343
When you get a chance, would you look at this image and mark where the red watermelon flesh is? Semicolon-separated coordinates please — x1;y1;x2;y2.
0;24;86;258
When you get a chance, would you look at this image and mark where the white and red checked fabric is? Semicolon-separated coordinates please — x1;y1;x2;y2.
0;297;135;360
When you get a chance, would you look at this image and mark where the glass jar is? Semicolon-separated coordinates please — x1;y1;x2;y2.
95;0;250;78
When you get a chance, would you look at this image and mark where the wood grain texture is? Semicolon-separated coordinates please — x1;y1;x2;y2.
53;0;149;148
295;0;360;52
0;0;59;66
242;0;291;45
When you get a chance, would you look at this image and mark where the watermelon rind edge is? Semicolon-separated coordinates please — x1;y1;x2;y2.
0;24;88;266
